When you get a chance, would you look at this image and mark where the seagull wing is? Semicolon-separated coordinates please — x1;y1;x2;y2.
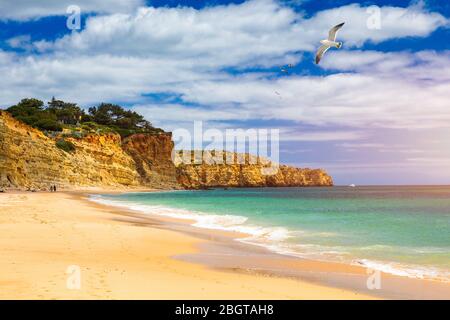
315;45;330;64
328;22;345;41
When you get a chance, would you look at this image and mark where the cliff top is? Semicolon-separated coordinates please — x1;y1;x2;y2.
3;98;166;139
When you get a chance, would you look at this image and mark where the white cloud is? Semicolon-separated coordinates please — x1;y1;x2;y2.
1;49;450;131
302;3;448;46
6;35;33;50
1;48;449;132
320;50;450;82
0;1;448;132
0;51;222;106
31;0;448;66
0;0;144;20
132;104;241;122
162;57;450;129
35;0;305;68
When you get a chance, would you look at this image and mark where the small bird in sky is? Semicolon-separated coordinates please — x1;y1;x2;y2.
315;22;345;65
279;64;294;74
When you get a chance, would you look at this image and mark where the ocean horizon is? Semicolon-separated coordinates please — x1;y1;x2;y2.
90;186;450;282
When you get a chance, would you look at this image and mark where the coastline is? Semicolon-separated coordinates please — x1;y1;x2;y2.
85;191;450;300
0;191;448;299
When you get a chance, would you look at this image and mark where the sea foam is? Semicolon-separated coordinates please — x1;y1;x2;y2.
89;194;450;282
89;194;291;243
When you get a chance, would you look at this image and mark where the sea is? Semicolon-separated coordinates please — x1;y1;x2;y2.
90;186;450;281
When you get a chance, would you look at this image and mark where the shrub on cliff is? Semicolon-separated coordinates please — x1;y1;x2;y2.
80;121;116;135
113;126;165;138
7;98;164;137
55;139;76;153
35;118;63;131
88;103;154;130
7;98;62;132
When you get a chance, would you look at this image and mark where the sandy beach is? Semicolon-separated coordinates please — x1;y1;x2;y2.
1;191;448;300
0;191;380;300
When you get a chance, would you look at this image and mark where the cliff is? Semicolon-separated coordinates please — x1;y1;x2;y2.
0;110;141;190
175;151;333;189
0;111;333;190
0;111;177;190
122;133;178;189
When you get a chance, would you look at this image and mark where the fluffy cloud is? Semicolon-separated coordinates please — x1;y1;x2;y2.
1;1;449;182
6;35;33;50
34;0;304;68
302;3;448;46
0;51;220;105
32;0;448;67
153;52;450;129
1;53;449;131
1;1;449;130
320;50;450;82
0;0;144;20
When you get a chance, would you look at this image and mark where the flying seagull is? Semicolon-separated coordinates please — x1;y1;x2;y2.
315;22;345;64
279;64;294;74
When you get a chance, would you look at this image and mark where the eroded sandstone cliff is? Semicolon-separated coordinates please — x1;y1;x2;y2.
122;133;178;189
175;151;333;189
0;111;178;190
0;110;140;190
0;111;333;190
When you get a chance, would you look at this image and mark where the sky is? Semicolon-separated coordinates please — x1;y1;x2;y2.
0;0;449;185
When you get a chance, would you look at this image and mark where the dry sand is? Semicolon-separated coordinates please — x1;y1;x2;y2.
0;191;377;300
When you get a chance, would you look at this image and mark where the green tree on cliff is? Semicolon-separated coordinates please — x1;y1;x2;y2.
88;103;153;129
6;98;62;131
47;97;84;125
6;98;162;137
87;103;159;137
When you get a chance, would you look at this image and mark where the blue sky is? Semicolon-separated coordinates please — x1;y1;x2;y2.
0;0;449;185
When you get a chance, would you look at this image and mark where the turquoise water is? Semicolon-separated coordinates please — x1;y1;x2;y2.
92;186;450;280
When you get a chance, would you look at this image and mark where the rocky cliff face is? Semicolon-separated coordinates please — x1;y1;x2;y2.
0;111;333;190
122;133;179;189
0;110;140;190
0;111;180;190
175;151;333;189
